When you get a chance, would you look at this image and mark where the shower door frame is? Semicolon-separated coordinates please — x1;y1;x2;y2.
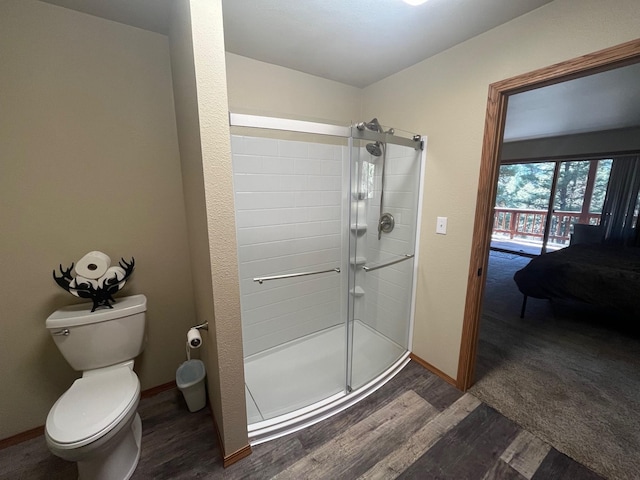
229;113;426;445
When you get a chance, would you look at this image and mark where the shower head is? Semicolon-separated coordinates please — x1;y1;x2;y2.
357;118;383;133
365;118;382;132
366;141;383;157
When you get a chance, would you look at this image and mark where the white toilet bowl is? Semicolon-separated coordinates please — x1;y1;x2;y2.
45;294;147;479
46;363;142;480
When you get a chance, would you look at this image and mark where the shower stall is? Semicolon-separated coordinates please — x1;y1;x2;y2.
229;114;424;444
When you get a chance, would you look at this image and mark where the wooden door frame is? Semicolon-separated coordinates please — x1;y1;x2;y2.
457;38;640;391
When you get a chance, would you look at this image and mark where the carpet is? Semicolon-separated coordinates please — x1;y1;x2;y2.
470;251;640;480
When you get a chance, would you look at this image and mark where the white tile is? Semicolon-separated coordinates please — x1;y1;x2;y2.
322;160;342;176
295;221;341;238
262;156;295;175
234;192;295;211
244;298;340;333
243;276;338;310
232;154;263;174
233;174;282;193
385;158;418;176
236;224;296;245
236;208;287;228
243;136;279;156
384;174;415;192
294;191;317;207
320;191;342;207
308;143;338;160
321;206;342;222
278;139;308;158
280;174;309;191
239;239;294;263
289;206;341;223
294;158;323;175
383;191;418;210
308;175;341;191
230;135;244;154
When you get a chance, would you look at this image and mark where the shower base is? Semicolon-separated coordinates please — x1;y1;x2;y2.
244;320;409;444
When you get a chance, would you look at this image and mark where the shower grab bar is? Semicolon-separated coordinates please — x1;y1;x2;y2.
362;254;415;272
253;267;341;284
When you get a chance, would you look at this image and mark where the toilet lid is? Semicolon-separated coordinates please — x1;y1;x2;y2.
46;367;139;447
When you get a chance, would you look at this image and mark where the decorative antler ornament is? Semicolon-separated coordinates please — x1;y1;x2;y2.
53;256;135;312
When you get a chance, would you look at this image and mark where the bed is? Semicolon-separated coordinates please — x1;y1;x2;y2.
513;243;640;317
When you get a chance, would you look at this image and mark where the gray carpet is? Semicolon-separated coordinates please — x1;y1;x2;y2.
470;250;640;480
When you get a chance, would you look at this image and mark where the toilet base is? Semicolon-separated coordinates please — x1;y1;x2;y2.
77;413;142;480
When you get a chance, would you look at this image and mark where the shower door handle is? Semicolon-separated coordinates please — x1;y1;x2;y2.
254;267;341;284
362;254;414;272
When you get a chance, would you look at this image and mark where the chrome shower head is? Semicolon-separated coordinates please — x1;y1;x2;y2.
365;118;382;132
366;141;383;157
357;118;383;133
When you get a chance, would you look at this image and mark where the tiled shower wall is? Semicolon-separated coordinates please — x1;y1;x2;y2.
231;135;348;357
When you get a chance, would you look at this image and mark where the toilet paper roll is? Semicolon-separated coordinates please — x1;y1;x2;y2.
75;251;111;279
98;266;127;291
187;328;202;349
68;276;100;297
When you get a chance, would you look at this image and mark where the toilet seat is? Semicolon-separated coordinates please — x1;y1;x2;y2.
46;367;140;450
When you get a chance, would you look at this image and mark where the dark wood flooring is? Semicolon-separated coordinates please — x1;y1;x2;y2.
0;361;603;479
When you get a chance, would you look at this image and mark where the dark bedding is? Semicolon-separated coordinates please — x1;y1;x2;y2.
513;244;640;314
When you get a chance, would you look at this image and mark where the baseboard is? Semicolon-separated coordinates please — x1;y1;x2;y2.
210;405;252;468
0;425;44;450
223;444;253;468
409;353;460;389
1;381;178;450
141;380;177;399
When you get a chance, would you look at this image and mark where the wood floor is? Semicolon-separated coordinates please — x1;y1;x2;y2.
0;361;602;479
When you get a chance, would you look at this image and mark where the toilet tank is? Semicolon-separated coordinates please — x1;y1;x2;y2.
46;294;147;371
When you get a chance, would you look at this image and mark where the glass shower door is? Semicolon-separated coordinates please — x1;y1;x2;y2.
347;137;423;391
231;130;350;424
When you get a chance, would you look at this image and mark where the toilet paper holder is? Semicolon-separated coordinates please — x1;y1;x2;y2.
186;322;208;357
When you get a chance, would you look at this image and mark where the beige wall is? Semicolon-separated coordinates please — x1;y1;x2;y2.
0;0;196;440
226;53;362;123
362;0;640;378
169;0;248;456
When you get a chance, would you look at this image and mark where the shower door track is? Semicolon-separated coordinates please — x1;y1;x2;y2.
247;352;410;445
229;112;350;137
229;113;422;150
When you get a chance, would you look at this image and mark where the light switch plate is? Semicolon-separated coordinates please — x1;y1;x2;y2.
436;216;447;234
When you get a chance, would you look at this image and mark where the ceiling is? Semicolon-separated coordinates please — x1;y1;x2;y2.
221;0;553;88
41;0;553;88
38;0;640;141
504;62;640;142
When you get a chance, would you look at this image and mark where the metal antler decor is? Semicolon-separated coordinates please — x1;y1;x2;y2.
53;257;135;312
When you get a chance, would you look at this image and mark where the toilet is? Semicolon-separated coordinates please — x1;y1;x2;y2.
45;294;147;480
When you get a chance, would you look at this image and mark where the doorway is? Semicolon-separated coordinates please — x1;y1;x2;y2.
458;38;640;390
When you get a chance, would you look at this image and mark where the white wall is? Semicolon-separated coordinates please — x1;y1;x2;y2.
362;0;640;378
